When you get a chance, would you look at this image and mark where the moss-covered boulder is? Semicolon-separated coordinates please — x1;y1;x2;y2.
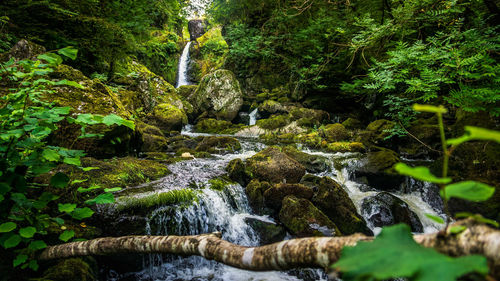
302;175;372;235
282;146;329;173
0;39;46;61
279;196;341;237
246;147;306;184
364;119;396;145
263;183;314;211
195;118;244;134
325;142;365;153
226;158;248;186
245;217;287;244
42;258;97;281
354;149;404;191
322;123;349;142
195;136;241;154
47;64;137;157
149;102;188;133
177;85;199;99
246;179;272;213
342;118;363;130
361;192;424;232
136;122;169;152
256;114;290;130
258;100;288;117
189;69;244;121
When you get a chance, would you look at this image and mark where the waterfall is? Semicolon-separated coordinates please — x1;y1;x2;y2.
248;108;258;126
176;41;193;88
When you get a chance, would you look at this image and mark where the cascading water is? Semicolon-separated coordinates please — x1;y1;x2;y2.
176;41;193;88
105;126;445;280
248;108;258;126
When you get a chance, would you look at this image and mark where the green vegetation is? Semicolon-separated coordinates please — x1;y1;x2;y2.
117;189;197;211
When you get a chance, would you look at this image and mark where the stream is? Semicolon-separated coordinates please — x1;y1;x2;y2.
104;125;445;281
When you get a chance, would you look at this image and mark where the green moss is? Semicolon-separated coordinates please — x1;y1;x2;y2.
150;103;188;133
195;136;242;153
321;123;349;141
208;176;235;191
325;142;365;153
42;258;96;281
342;118;363;129
117;189;197;211
195;118;244;134
256;114;290;130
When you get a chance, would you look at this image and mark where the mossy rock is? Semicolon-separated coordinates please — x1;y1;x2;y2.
1;39;46;61
282;146;329;173
116;188;197;213
256;114;290;130
177;85;198;99
279;196;341;237
42;258;97;281
136;122;169;152
289;107;328;125
263;183;314;211
245;217;286;244
189;69;244;121
195;136;241;154
324;142;365;153
226;158;249;186
246;146;306;184
321;123;349;142
342;118;363;130
245;179;272;212
149;102;188;133
303;175;372;235
258;100;288;118
354;149;405;191
364;119;396;144
195;118;244;134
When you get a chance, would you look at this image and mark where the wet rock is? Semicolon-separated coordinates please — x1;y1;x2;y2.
302;175;372;235
256;114;290;130
258;100;288;118
226;158;248;186
195;118;243;134
1;39;46;61
246;146;306;184
165;135;198;152
177;85;198;99
321;123;349;142
279;196;340;237
245;217;286;244
342;118;363;130
354;149;405;191
263;183;314;210
363;119;396;145
149;103;188;133
195;136;241;154
188;19;207;41
245;179;272;213
324;142;365;153
282;146;329;173
42;257;97;281
361;192;424;232
189;69;244;121
136;122;168;152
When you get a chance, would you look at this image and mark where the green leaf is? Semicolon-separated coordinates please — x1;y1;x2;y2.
447;126;500;146
0;222;17;233
455;213;499;228
13;254;28;267
77;185;101;193
29;240;47;250
52;217;65;225
37;53;63;66
82;167;100;172
102;114;135;130
42;149;60;162
19;227;36;238
104;187;122;192
58;203;77;213
333;224;489;281
28;260;39;271
59;230;75;242
63;157;81;166
50;172;70;188
394;163;452;184
449;225;467;234
4;234;21;249
413;104;448;114
444;181;495;202
57;47;78;60
85;193;115;205
54;79;84;89
425;214;444;224
71;207;94;220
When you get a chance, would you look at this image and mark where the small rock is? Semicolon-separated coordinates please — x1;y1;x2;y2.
181;152;194;158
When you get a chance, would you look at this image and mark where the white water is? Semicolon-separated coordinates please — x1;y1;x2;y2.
107;128;445;280
176;41;193;88
248;108;258;126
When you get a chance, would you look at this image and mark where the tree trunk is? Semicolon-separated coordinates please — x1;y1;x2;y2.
39;219;500;277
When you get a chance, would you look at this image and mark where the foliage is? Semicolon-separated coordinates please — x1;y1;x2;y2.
334;224;488;281
0;49;134;270
117;189;197;211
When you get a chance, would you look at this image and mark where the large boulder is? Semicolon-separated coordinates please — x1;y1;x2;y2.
354;149;405;191
279;196;340;237
263;183;314;210
245;217;286;245
246;147;306;184
302;175;372;235
245;179;272;213
361;192;423;232
282;146;329;173
189;69;244;121
188;19;207;41
321;123;349;142
0;39;46;62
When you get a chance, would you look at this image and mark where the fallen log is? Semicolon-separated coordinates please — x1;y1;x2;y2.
39;219;500;277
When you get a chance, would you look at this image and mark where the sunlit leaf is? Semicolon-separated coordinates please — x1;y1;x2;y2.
444;181;495;202
57;47;78;60
42;148;60;162
333;224;488;281
63;157;81;166
413;104;448;114
37;53;62;66
59;230;75;242
0;222;17;233
447;126;500;146
71;207;94;220
19;227;36;238
425;214;444;224
394;163;451;184
85;193;115;205
54;79;84;89
449;226;466;234
58;203;77;213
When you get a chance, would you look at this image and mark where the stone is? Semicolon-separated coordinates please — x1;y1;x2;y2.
189;69;244;121
226;158;248;186
188;19;208;41
181;152;194;158
279;196;341;237
245;179;272;213
195;136;241;154
245;217;286;245
322;123;349;142
282;146;329;173
354;149;405;191
2;39;46;61
263;183;314;210
246;146;306;184
361;192;424;232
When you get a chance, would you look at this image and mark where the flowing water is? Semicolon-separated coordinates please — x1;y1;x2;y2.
106;126;445;281
248;108;258;126
176;41;193;88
